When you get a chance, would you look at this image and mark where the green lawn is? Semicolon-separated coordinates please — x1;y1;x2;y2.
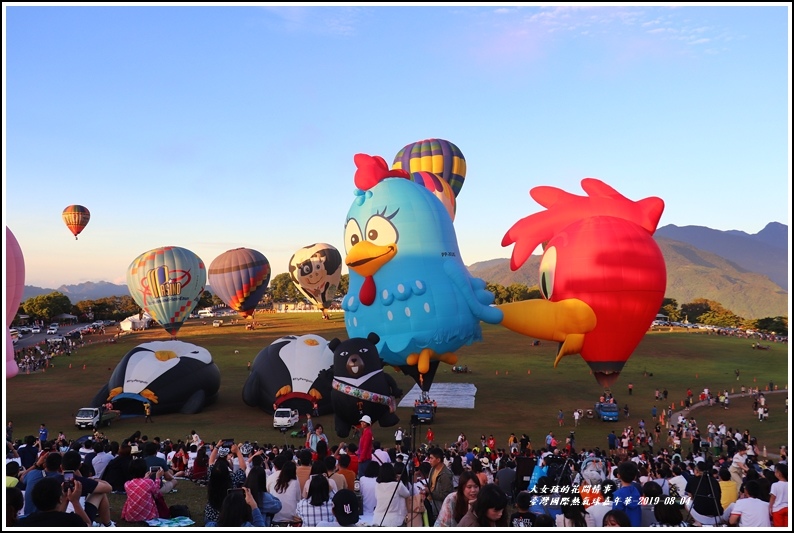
6;314;790;526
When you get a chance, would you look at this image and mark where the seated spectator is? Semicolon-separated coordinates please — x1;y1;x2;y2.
243;465;281;526
121;458;163;523
61;450;114;527
205;487;265;527
316;489;362;527
297;473;335;527
6;486;24;527
16;476;90;526
101;443;133;493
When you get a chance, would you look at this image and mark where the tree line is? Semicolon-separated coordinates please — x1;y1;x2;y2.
12;275;787;336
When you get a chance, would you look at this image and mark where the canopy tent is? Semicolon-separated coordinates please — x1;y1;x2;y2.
119;312;152;332
52;313;78;324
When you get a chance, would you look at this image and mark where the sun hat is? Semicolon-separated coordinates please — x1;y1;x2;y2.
359;415;372;425
332;489;359;526
480;457;490;467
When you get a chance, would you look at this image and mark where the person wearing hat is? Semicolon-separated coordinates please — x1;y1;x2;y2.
357;415;374;478
316;488;363;527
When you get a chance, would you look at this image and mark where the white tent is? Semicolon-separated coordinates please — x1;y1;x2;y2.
119;312;152;332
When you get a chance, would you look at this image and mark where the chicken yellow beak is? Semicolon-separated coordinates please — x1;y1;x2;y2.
498;299;597;366
346;241;397;277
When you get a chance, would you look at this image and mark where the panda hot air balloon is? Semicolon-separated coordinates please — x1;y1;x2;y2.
62;205;90;239
126;246;206;337
208;248;271;318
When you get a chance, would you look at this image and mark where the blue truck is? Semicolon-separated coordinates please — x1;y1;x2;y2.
594;402;620;421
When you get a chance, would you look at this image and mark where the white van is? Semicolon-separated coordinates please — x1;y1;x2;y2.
198;309;215;318
273;408;300;428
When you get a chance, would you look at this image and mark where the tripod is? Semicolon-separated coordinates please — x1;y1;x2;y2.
683;469;724;526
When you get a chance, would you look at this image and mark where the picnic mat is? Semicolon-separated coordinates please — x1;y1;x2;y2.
145;516;196;527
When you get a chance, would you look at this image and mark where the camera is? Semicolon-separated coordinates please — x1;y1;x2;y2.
150;466;161;473
227;488;245;495
63;471;75;493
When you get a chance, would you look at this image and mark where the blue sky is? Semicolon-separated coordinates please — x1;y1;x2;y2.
3;4;791;288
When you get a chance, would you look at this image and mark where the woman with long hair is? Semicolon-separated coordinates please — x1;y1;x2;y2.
434;471;481;527
205;458;235;524
296;473;335;527
206;487;265;527
301;459;338;498
170;443;189;478
358;460;381;520
190;445;209;483
373;462;411;527
555;494;595;527
457;483;509;527
243;465;282;526
269;460;302;525
450;454;465;489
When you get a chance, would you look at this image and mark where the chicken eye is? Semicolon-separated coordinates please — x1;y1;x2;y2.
344;219;363;254
364;215;397;246
538;246;557;300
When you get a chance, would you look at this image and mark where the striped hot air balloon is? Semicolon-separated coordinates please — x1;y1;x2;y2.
408;171;457;221
62;205;91;239
393;138;466;197
208;248;272;318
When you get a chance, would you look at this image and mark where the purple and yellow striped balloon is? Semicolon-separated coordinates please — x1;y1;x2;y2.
393;139;466;197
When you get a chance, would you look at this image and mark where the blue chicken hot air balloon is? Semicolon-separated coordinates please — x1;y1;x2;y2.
126;246;206;337
341;154;502;391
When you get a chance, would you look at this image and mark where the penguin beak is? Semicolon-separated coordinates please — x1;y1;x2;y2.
346;241;397;277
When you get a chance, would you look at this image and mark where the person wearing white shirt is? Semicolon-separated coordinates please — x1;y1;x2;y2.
727;480;770;527
92;442;117;480
372;463;410;527
372;442;391;466
769;463;788;527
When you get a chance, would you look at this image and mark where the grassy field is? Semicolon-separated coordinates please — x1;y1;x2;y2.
6;313;790;526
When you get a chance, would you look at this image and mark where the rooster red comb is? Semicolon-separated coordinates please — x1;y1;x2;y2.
354;153;410;190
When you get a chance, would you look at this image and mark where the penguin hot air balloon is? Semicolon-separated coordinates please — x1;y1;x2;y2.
342;154;502;392
62;205;90;239
91;340;220;415
208;248;271;318
6;227;24;379
126;246;206;337
242;334;334;415
498;178;667;387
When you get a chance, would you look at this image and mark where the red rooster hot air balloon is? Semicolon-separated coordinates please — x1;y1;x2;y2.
498;178;667;387
62;205;91;239
208;248;272;318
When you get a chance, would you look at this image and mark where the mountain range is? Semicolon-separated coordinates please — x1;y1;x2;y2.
23;222;789;320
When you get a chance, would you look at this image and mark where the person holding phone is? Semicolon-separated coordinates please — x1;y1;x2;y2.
121;458;164;522
16;476;91;526
205;487;265;527
142;441;178;494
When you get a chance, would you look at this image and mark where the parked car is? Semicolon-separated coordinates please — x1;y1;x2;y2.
18;327;31;335
46;325;59;335
30;325;41;334
212;320;223;327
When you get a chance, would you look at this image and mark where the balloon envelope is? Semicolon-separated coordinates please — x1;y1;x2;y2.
208;248;271;317
126;246;206;337
408;171;457;221
288;243;343;308
62;205;91;239
6;227;24;379
393;138;466;197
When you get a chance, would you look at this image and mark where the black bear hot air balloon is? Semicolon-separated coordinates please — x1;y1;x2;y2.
62;205;90;239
